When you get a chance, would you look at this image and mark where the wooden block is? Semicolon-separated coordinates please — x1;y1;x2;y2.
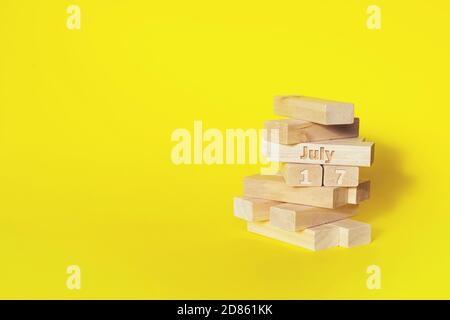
243;174;348;209
282;163;323;187
270;203;357;231
323;165;359;187
274;96;354;125
329;219;371;248
247;221;340;251
347;181;371;204
337;137;365;142
263;138;374;167
264;118;359;145
233;196;282;222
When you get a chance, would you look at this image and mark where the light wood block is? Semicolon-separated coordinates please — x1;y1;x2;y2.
263;138;374;167
233;196;282;222
247;221;340;251
347;181;371;204
274;96;354;125
243;174;348;209
339;137;366;142
323;165;359;187
329;219;371;248
270;203;357;231
282;163;323;187
264;118;359;145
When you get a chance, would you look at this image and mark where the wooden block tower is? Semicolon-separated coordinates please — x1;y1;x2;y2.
234;95;374;251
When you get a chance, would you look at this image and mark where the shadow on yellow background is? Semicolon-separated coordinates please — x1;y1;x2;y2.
362;142;414;239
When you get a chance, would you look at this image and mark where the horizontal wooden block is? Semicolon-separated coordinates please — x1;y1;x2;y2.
329;219;371;248
247;221;340;251
347;181;371;204
264;118;359;145
274;96;354;125
336;137;365;142
270;203;357;231
243;174;348;209
233;196;282;222
323;165;359;187
282;163;323;187
263;138;374;167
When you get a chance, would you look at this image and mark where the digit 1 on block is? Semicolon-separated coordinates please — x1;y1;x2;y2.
323;165;359;187
282;163;323;187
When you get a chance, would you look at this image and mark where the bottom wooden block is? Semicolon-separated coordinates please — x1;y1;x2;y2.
329;219;371;248
234;196;282;222
269;203;357;231
247;219;371;251
247;221;339;251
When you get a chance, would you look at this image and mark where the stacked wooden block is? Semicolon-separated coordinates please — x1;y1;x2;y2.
234;96;374;251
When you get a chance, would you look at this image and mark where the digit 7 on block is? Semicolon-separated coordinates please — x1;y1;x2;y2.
323;165;359;187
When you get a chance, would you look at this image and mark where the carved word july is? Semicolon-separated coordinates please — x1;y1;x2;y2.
299;146;334;163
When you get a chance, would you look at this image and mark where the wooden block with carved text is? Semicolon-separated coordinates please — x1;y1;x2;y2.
233;196;282;222
243;174;348;209
282;163;323;187
264;118;359;145
329;219;371;248
347;181;371;204
247;221;340;251
263;138;374;167
323;165;359;187
274;96;354;125
269;203;357;231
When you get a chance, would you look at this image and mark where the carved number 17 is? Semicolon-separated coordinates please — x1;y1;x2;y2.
335;169;346;185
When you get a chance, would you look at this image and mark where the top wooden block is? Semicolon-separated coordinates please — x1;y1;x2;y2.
264;118;359;145
274;96;355;125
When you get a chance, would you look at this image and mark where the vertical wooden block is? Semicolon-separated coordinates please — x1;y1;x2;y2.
274;96;354;125
247;221;340;251
269;203;357;231
233;196;281;222
347;181;371;204
264;118;359;145
282;163;323;187
323;165;359;187
329;219;371;248
243;174;348;209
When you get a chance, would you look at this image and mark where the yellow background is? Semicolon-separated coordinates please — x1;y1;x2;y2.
1;0;449;299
